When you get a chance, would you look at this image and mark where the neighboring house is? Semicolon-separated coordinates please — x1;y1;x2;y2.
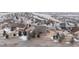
60;22;75;30
34;25;47;34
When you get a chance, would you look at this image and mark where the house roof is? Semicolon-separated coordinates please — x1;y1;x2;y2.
32;13;62;23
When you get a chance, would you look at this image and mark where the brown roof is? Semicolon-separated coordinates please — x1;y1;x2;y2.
9;23;25;28
71;27;79;33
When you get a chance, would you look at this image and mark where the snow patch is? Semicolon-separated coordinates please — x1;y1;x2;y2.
19;36;28;41
74;38;79;42
53;40;59;42
50;37;53;40
65;42;70;44
3;28;11;33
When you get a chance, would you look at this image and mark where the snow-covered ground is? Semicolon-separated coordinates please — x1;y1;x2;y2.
19;36;28;41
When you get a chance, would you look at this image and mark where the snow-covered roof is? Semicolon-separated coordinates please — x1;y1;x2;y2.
33;16;45;20
32;13;62;23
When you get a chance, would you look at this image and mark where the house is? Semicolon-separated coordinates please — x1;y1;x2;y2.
60;22;75;30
